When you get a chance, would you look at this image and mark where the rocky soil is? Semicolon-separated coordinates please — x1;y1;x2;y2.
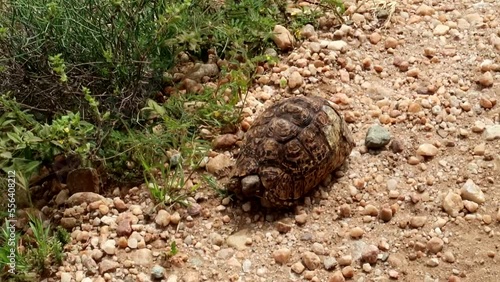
33;0;500;281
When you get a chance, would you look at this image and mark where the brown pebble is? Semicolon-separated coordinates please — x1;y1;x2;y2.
339;204;351;218
385;37;399;49
302;251;322;270
241;120;251;131
478;72;493;87
363;204;379;217
349;227;364;239
295;214;308;225
117;237;128;248
407;68;420;78
426;237;444;254
408;102;422;113
341;266;354;278
409;216;427;228
443;251;455;263
273;248;291;264
362;58;372;69
291;262;305;274
448;275;461;282
329;270;346;282
170;212;181;225
338;255;352;266
390;139;404;153
276;221;293;233
483;215;492;225
424;47;437;57
344;111;357;123
408;156;420;165
361;245;379;264
393;57;403;67
479;97;493;109
398;61;409;71
374;65;384;72
369;32;382;44
379;206;393;222
388;269;399;279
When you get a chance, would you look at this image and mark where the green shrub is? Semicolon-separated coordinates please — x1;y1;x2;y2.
0;93;95;174
0;0;288;116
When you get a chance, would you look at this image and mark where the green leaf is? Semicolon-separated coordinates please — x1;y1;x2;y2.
50;140;65;148
24;160;41;174
0;151;12;159
147;99;166;116
0;119;16;127
7;132;22;143
28;136;43;143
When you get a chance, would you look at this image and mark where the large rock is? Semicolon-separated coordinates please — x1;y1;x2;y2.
365;125;391;149
461;179;485;204
272;25;295;51
67;192;105;206
67;168;100;194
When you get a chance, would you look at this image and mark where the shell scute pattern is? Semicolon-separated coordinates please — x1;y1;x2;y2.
228;96;355;208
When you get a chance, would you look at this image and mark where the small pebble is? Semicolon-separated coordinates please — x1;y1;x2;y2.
388;269;399;279
341;266;354;278
478;72;493;87
291;262;306;274
385;37;399;49
379;206;393;222
302;251;322;270
349;227;364;239
338;255;352;266
426;237;444;254
443;251;456;263
410;216;427;228
416;143;438;157
361;245;379;264
442;192;464;217
295;214;308;225
324;257;338;270
329;270;346;282
426;258;439;267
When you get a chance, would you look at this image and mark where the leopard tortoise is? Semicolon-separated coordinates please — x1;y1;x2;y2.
227;95;355;208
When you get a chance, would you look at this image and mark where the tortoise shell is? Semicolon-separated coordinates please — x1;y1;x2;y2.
228;96;355;208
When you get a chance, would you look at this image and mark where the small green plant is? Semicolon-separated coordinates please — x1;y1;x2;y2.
25;214;65;273
201;174;228;198
280;78;288;89
0;215;68;280
54;226;70;246
168;241;178;257
48;54;67;83
139;146;204;207
0;221;29;281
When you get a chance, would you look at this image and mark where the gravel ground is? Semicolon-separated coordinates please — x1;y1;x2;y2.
48;0;500;281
